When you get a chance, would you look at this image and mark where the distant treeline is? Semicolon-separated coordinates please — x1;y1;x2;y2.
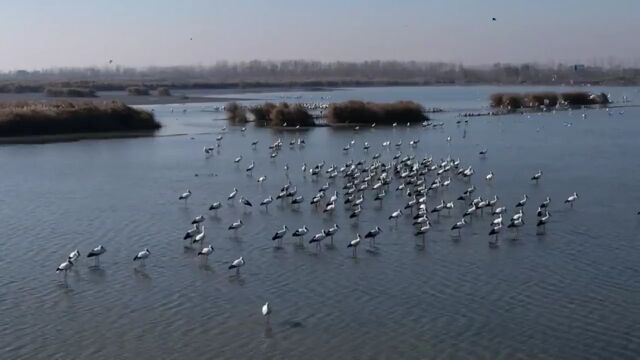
1;61;640;93
0;101;160;137
490;91;610;109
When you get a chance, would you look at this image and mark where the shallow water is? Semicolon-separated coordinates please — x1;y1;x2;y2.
1;86;640;359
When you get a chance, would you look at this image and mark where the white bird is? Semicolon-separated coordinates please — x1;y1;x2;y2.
329;191;338;203
451;218;466;236
565;192;579;207
511;209;524;222
191;215;205;224
183;223;201;240
133;248;151;264
540;196;551;209
508;218;525;237
193;226;205;245
537;211;551;229
272;225;288;245
203;146;214;155
492;206;507;215
349;205;362;219
531;170;543;182
347;233;362;256
228;219;243;231
68;249;80;262
292;225;309;243
486;171;494;181
389;209;403;224
309;231;327;249
489;224;502;242
228;188;238;200
445;201;455;215
56;259;74;274
246;161;255;173
240;196;253;209
257;175;267;183
516;195;528;208
262;302;271;322
87;245;106;266
325;224;340;245
228;256;245;274
323;201;336;213
234;156;243;164
260;196;273;210
179;189;192;204
197;245;214;258
364;226;383;247
209;202;222;212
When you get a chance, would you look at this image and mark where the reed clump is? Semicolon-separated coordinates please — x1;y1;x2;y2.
269;103;315;127
156;87;172;96
0;101;160;137
490;91;609;109
249;102;277;127
225;102;248;124
247;102;315;127
325;100;428;125
126;87;150;96
561;92;609;106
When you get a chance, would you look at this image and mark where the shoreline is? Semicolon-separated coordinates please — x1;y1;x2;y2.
0;130;161;145
0;86;337;106
0;92;256;106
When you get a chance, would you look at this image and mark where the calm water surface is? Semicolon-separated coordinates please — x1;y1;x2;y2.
1;86;640;359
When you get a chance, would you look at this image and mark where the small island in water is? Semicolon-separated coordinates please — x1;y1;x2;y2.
226;100;429;127
0;100;160;141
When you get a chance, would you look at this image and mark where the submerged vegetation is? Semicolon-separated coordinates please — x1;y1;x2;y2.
0;101;160;137
490;91;610;110
326;101;428;125
45;87;96;98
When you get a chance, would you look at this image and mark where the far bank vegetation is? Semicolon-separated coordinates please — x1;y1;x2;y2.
45;87;96;98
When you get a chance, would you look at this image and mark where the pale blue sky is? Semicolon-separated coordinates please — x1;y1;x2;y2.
0;0;638;70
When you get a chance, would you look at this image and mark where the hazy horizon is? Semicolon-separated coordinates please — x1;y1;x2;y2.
1;0;639;71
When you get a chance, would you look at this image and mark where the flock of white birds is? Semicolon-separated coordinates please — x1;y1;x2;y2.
55;118;585;321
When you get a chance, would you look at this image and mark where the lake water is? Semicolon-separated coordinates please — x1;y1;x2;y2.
1;86;640;359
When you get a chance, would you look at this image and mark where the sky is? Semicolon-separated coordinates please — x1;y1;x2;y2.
0;0;639;70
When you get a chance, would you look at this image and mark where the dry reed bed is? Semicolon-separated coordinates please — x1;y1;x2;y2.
490;91;609;109
0;101;160;137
